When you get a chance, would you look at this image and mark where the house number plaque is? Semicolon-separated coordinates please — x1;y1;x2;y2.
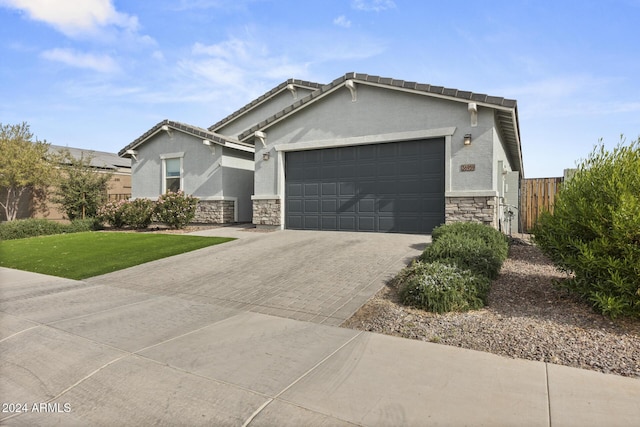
460;164;476;172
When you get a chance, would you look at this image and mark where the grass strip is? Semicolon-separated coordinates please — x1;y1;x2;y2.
0;232;234;280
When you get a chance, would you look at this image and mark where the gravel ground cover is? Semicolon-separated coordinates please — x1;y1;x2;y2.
342;237;640;378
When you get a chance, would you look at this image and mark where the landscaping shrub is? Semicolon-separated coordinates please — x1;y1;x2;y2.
97;200;128;228
66;218;102;233
534;138;640;318
0;218;64;240
122;198;155;229
422;224;508;280
0;218;100;240
396;261;490;313
154;191;197;229
431;222;509;263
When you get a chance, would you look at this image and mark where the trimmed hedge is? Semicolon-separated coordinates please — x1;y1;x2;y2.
397;261;491;313
393;222;508;314
0;218;101;240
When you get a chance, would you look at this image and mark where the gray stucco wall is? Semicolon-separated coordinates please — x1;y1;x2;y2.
130;133;254;223
252;84;500;197
221;147;254;222
131;132;223;199
216;87;316;138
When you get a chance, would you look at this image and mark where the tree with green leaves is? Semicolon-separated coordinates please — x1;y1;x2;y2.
51;149;112;220
0;122;55;221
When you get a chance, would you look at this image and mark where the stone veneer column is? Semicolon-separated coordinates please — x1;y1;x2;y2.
194;200;235;224
445;196;498;229
252;198;281;227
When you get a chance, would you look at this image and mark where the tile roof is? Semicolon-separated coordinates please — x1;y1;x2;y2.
49;144;130;170
118;119;253;158
207;78;324;132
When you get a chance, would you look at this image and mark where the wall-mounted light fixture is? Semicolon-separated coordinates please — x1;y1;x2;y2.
262;152;270;161
464;134;472;146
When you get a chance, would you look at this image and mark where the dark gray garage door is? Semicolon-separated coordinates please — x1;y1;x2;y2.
285;138;445;234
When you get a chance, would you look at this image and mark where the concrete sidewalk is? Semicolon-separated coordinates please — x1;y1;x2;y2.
1;228;639;426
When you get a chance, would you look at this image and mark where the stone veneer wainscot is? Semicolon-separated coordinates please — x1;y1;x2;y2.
252;198;280;226
195;200;235;224
445;196;498;228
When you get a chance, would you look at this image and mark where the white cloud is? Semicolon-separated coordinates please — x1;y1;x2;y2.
152;50;165;61
352;0;396;12
41;48;120;73
0;0;139;37
333;15;351;28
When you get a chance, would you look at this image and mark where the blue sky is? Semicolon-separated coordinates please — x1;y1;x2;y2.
1;0;638;178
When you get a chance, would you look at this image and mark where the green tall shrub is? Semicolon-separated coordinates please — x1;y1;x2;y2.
533;138;640;318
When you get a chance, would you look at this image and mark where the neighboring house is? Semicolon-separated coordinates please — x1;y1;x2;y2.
121;73;523;234
0;145;131;222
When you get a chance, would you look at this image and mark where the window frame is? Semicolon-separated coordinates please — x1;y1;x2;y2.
160;152;185;194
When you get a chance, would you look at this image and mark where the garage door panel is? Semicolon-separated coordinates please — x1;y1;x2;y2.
303;216;319;229
321;183;337;196
286;138;444;233
339;216;356;229
339;147;357;161
338;200;356;213
358;216;375;231
287;199;303;213
358;198;375;213
288;183;303;197
339;182;356;196
304;183;319;196
321;199;337;212
321;216;337;230
304;199;319;213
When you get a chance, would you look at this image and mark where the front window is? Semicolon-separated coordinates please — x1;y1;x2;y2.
164;158;181;193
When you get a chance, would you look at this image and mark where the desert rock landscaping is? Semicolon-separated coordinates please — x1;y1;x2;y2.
343;237;640;378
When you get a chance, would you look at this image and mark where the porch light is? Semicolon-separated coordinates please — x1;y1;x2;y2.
464;134;472;146
262;152;270;161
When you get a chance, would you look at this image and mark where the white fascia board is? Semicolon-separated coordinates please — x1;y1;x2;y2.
224;141;255;153
445;190;499;198
251;194;281;200
274;128;456;152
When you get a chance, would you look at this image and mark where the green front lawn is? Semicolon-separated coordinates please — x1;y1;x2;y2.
0;232;234;280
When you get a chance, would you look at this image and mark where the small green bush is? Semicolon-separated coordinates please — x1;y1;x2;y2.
422;227;508;280
122;198;155;229
155;191;197;229
0;218;100;240
431;222;509;263
534;138;640;318
396;261;490;313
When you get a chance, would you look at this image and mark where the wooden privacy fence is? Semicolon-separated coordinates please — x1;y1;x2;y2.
520;177;563;233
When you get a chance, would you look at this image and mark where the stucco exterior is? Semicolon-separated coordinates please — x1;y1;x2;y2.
125;124;254;223
120;73;523;232
242;76;522;231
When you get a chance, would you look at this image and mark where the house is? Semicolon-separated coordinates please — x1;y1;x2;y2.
121;72;523;234
118;79;323;223
0;145;131;222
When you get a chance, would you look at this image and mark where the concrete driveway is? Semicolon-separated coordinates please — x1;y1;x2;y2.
2;227;640;426
84;227;428;326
